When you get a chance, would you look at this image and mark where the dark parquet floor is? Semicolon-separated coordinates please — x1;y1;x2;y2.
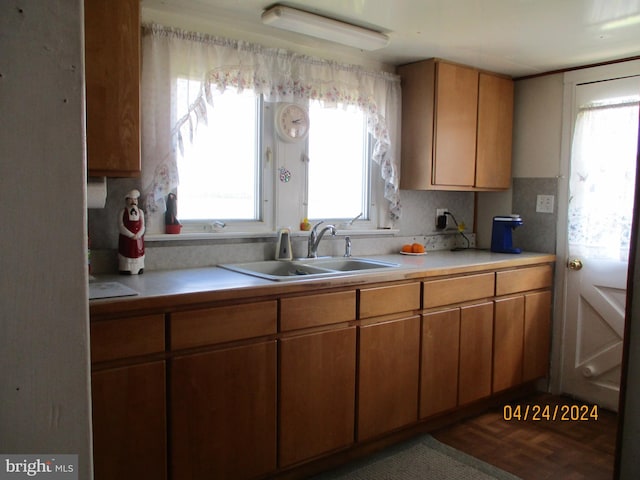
431;393;617;480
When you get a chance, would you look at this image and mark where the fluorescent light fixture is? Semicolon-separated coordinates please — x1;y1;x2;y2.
601;14;640;31
261;5;389;51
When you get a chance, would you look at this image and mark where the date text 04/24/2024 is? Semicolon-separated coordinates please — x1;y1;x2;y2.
503;403;599;421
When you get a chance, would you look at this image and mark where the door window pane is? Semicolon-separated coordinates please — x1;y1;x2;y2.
568;96;639;261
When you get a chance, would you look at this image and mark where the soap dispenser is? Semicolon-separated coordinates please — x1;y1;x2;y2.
275;228;293;260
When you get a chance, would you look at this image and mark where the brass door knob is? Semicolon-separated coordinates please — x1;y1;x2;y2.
568;258;583;270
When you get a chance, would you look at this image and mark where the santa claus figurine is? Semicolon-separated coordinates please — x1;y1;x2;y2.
118;189;145;274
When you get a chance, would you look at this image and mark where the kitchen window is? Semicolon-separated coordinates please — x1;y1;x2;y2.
176;81;262;224
307;101;371;222
174;82;375;231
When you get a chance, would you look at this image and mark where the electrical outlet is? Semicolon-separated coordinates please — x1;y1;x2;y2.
536;195;554;213
436;208;448;229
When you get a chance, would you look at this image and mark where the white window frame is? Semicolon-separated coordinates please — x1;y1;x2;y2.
176;91;275;234
172;93;382;235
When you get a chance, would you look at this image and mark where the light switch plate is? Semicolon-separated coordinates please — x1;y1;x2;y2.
536;194;555;213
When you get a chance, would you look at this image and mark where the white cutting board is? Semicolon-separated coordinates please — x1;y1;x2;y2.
89;281;139;300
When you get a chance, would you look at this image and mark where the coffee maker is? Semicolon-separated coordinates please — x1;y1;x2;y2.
490;215;523;253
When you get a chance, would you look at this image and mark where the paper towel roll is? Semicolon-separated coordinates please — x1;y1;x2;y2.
87;177;107;209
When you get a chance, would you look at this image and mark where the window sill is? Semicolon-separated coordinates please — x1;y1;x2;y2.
145;228;399;243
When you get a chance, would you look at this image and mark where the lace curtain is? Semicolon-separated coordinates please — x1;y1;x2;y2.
140;23;402;226
568;97;640;261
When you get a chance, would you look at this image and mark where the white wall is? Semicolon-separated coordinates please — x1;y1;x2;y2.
512;75;564;178
476;73;564;248
0;1;92;477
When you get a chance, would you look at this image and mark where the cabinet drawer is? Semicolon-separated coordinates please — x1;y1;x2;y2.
280;291;356;331
423;273;494;308
359;282;421;319
171;301;277;350
496;264;552;296
91;314;165;363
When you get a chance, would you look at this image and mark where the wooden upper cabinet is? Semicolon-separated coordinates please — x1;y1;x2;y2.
476;73;514;189
398;58;514;191
84;0;141;177
432;61;478;187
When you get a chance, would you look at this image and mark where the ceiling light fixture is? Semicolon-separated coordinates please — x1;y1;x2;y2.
601;14;640;31
261;5;389;51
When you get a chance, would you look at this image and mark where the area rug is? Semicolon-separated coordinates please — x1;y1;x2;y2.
311;434;522;480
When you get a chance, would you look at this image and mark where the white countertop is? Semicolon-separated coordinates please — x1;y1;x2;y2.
89;250;556;316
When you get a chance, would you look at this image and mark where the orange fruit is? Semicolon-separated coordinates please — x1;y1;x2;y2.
411;243;425;253
401;244;413;253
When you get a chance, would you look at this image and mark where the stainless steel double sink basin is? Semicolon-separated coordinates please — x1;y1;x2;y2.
219;257;400;281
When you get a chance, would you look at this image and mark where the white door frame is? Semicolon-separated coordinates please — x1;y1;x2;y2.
551;59;640;396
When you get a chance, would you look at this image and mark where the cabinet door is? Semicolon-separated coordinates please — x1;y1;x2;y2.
398;59;436;190
92;361;166;480
458;302;494;405
84;0;140;176
475;73;514;189
493;296;525;392
358;316;420;441
523;290;552;381
433;62;478;187
279;327;356;467
420;309;460;418
171;341;277;480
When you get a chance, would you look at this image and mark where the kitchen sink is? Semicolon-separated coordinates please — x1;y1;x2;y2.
219;257;400;281
302;257;400;271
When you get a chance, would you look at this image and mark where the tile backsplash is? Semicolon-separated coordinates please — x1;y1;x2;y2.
511;177;558;254
89;178;476;273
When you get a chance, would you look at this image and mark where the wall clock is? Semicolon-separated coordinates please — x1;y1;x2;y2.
275;103;310;142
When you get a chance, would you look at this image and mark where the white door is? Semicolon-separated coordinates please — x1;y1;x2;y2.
561;75;640;412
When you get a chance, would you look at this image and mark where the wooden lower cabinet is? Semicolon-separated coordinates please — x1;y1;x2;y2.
458;302;494;405
170;341;277;480
358;315;421;441
420;308;460;418
493;296;525;392
279;327;357;467
92;361;167;480
493;289;553;391
90;260;554;478
524;290;552;381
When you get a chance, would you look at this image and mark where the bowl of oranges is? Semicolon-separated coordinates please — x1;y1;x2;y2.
400;243;426;255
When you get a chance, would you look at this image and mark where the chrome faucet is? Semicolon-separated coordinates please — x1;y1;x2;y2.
307;221;337;258
344;236;352;257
